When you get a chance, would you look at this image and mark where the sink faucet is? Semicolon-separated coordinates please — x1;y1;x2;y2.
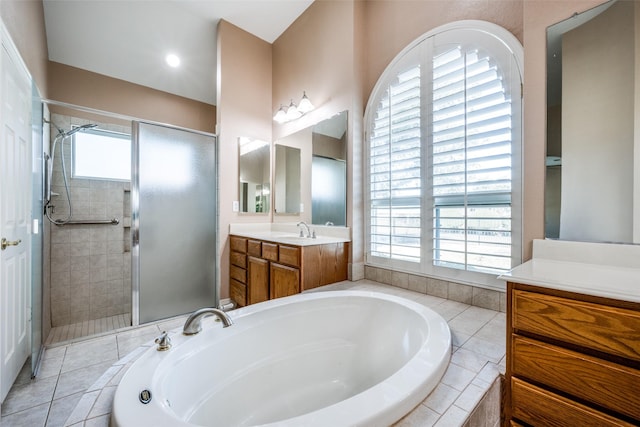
183;307;233;335
297;221;311;238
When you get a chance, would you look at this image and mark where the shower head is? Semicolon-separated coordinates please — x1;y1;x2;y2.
64;124;98;137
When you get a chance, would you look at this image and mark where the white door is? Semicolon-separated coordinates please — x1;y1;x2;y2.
0;25;32;403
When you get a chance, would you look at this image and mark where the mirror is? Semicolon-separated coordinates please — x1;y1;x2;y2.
238;137;270;214
274;144;301;214
312;111;347;225
273;111;348;223
546;0;639;244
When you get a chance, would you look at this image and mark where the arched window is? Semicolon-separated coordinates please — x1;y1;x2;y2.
365;21;523;288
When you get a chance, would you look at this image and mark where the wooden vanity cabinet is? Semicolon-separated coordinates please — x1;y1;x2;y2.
229;236;247;306
229;234;349;307
505;282;640;427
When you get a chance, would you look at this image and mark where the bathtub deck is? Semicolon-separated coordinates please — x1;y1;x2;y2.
0;280;505;427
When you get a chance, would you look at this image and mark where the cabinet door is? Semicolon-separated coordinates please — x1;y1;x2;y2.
248;256;269;305
270;262;300;300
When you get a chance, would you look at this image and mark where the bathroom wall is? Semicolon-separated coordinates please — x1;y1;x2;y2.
271;0;364;279
521;0;606;258
217;20;273;299
0;0;48;96
48;62;216;134
48;113;132;326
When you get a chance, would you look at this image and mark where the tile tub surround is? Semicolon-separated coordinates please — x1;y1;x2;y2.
0;280;505;426
365;265;507;313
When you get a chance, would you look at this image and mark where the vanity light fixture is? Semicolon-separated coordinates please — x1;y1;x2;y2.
285;99;303;121
273;92;314;123
273;105;288;123
297;91;314;114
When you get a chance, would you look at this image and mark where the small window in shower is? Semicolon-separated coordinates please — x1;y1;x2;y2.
73;128;131;181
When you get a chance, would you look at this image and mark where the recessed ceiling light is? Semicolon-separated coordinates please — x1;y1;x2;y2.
165;53;181;68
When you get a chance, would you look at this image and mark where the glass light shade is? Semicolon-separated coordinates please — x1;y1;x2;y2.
273;105;288;123
286;101;302;121
298;92;314;114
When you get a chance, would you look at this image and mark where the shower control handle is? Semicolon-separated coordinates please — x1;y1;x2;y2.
1;238;21;251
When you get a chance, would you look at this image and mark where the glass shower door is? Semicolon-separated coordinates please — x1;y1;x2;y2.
132;122;217;324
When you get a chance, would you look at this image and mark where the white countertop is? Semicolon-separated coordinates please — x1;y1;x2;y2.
229;230;350;247
499;239;640;303
500;258;640;303
229;222;351;247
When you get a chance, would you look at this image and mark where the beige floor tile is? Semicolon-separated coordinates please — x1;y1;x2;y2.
423;382;459;414
0;376;57;416
450;348;492;374
61;336;118;373
393;403;440;426
54;361;117;400
0;401;49;427
45;392;84;427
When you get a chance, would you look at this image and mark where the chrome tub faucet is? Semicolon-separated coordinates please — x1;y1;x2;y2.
183;307;234;335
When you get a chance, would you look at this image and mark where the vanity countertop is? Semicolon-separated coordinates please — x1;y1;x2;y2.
499;239;640;304
229;222;351;247
230;231;350;247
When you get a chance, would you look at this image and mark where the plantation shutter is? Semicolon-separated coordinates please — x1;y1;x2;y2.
431;46;513;274
369;65;422;262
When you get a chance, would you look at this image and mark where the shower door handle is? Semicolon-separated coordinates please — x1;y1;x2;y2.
1;238;22;250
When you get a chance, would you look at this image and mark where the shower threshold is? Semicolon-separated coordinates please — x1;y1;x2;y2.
45;313;132;347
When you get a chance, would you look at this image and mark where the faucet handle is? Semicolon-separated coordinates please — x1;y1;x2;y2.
299;228;304;237
155;331;172;351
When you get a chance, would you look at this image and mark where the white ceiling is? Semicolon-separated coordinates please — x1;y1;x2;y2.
42;0;314;105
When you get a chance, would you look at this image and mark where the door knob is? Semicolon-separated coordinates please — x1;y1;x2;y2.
1;238;21;250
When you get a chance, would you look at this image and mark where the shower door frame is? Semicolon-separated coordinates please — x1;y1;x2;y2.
40;100;221;330
131;121;219;326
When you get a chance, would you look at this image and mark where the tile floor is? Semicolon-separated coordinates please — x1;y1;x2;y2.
0;280;506;427
45;314;132;346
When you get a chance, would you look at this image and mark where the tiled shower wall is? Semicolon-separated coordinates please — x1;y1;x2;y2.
48;113;132;327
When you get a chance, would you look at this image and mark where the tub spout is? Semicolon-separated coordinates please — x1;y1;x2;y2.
183;307;233;335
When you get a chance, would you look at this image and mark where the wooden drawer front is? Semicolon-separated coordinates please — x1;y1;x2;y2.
278;245;300;267
512;289;640;362
511;377;635;427
247;240;262;257
230;236;247;253
230;279;246;307
262;242;278;261
230;265;246;284
512;335;640;420
230;251;246;269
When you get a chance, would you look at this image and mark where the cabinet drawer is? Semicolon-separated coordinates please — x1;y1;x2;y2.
230;236;247;253
230;279;246;307
262;242;278;261
512;335;640;420
247;240;262;257
511;377;635;427
230;251;246;269
229;265;246;284
512;289;640;362
279;245;300;267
